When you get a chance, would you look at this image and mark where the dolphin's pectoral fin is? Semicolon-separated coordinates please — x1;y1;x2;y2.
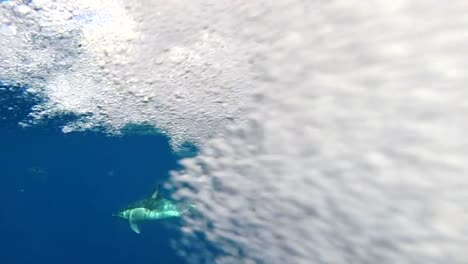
129;220;141;234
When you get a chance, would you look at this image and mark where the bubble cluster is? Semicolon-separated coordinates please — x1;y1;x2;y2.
170;1;468;263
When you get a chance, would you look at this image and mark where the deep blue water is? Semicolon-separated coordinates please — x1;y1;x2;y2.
0;85;190;264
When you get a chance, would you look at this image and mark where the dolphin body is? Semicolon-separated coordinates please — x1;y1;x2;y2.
115;185;195;234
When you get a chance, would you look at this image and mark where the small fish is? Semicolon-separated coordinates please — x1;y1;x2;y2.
114;184;195;234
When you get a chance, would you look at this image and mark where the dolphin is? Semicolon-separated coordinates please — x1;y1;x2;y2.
115;184;196;234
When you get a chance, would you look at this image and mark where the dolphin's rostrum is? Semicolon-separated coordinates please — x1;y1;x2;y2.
115;184;196;234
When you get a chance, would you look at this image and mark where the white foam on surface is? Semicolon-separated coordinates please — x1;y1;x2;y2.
0;0;256;147
169;1;468;263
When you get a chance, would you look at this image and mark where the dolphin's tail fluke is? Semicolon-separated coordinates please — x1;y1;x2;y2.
182;203;197;214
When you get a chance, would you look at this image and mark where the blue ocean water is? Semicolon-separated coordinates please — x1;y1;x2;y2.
0;85;190;264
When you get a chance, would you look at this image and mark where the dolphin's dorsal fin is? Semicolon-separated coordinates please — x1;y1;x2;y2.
151;184;161;200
